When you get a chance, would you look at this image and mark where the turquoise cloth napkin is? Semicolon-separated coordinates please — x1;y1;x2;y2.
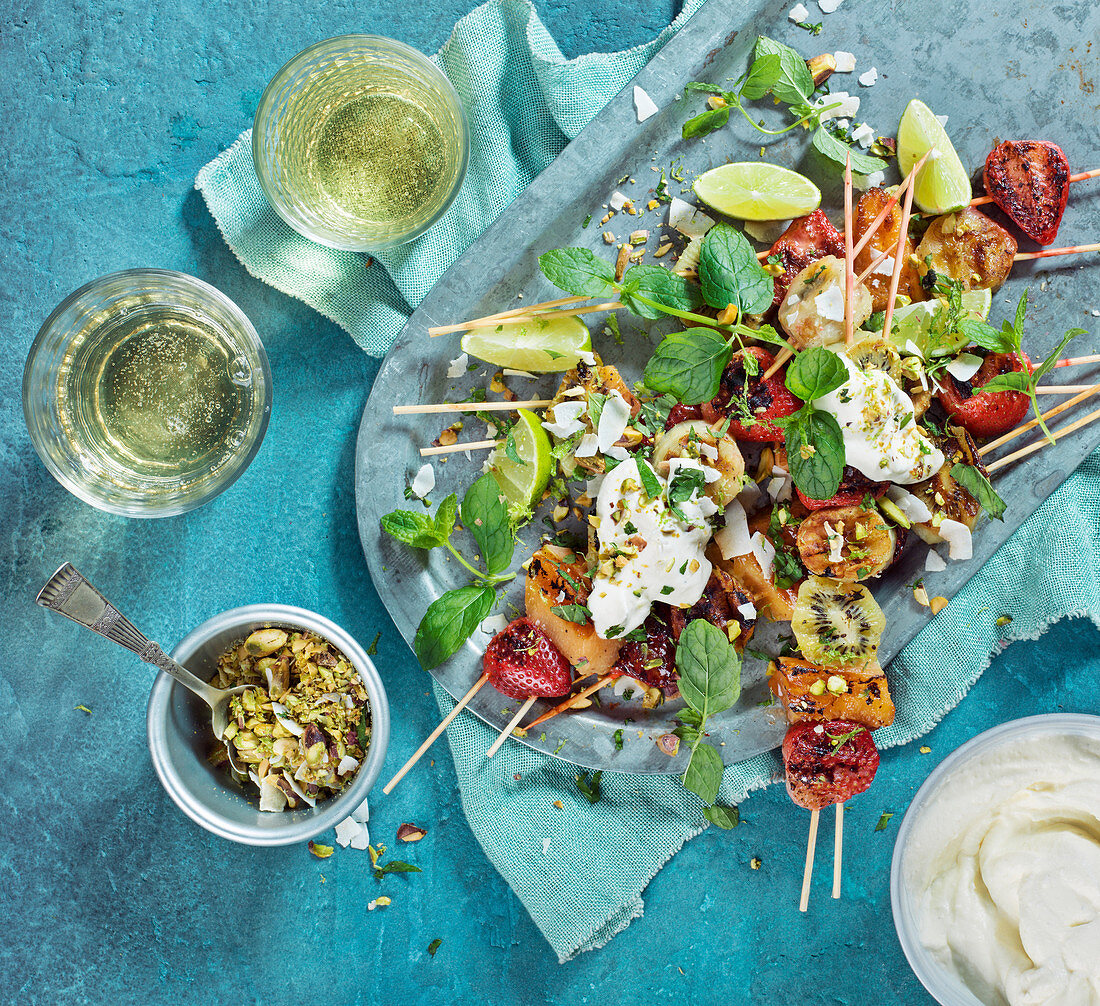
196;0;1100;962
196;0;705;356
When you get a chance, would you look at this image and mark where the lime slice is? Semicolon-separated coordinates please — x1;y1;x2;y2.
897;99;972;214
461;316;591;373
489;409;552;519
887;288;993;357
692;162;821;221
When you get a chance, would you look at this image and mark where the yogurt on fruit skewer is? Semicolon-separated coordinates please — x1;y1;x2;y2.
587;458;715;639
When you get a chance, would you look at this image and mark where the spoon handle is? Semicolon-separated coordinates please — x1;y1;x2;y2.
36;562;219;705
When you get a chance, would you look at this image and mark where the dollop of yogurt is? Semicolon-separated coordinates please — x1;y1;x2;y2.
905;731;1100;1006
588;457;713;639
815;354;944;484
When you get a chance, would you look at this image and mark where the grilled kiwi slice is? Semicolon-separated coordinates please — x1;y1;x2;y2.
792;575;886;667
796;506;896;581
845;336;906;383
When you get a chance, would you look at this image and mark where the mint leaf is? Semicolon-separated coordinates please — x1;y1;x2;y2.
551;603;590;623
739;52;782;100
413;585;496;669
683;105;731;139
575;770;602;804
433;493;458;540
620;264;703;319
538;247;616;298
642;328;731;405
811;126;887;175
461;474;514;576
957;317;1014;354
785;410;845;501
950;463;1006;521
785;346;847;401
636;456;662;500
978;371;1031;394
1033;327;1086;384
703;804;740;829
753;36;813;105
698;224;774;316
381;509;447;549
683;741;723;804
675;619;742;716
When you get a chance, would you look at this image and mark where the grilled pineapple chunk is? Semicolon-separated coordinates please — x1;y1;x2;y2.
769;656;895;729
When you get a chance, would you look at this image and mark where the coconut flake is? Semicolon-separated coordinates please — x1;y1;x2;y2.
886;485;933;523
851;123;875;148
578;350;597;366
503;368;536;380
946;353;984;383
316;692;341;705
597;391;631;453
542;837;552;855
749;531;776;576
824;521;844;563
834;51;856;73
337;755;360;776
788;2;809;19
335;817;361;848
737;601;758;621
935;114;949;128
925;550;947;572
282;772;316;808
814;285;846;322
938;519;973;560
271;704;305;737
633;85;659;123
258;780;287;813
769;466;793;502
715;501;752;559
743;219;792;244
873;254;897;276
668;197;715;239
605;444;630;462
738;479;764;512
410;463;435;498
562;386;587;398
858;67;878;87
350;799;370;824
904;339;926;360
585;473;605;499
815;91;860;122
574;432;599;458
481;613;508;635
446;353;469;379
609;190;631;211
853;170;885;191
542;400;587;439
818;0;843;11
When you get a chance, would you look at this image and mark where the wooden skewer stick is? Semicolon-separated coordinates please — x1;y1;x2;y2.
485;696;538;759
969;168;1100;208
492;301;624;326
832;803;844;900
420;438;500;457
1035;385;1097;395
986;404;1100;474
855;245;895;286
382;673;490;794
881;166;919;346
843;153;855;347
800;809;820;913
1054;354;1100;369
395;400;552;415
1015;242;1100;262
763;347;793;381
428;295;589;337
980;382;1100;454
851;150;930;260
525;674;618;731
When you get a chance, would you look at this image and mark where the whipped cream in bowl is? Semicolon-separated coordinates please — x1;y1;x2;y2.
891;714;1100;1006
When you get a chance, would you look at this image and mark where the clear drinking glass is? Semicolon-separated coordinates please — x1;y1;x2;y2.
23;270;272;518
252;34;469;251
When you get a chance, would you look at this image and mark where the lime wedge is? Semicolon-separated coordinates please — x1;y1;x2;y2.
489;408;552;520
897;99;972;214
887;288;993;358
461;316;591;373
692;162;821;221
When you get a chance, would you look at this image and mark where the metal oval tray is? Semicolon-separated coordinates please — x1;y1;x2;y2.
356;0;1100;772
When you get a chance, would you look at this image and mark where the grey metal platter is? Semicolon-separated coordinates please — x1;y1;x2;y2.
356;0;1100;772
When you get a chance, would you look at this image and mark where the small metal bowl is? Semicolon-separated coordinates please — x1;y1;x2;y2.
146;604;390;846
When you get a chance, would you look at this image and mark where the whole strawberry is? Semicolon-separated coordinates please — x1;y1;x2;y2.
782;719;880;811
484;618;572;699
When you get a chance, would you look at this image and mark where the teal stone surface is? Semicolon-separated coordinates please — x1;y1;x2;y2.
2;2;1099;1004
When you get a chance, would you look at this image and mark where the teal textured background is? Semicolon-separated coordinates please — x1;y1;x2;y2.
2;2;1098;1003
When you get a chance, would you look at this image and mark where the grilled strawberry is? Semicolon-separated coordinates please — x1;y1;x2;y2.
796;465;888;510
701;347;802;441
782;719;880;811
983;140;1070;246
664;402;702;429
936;350;1033;439
483;618;573;699
767;210;845;312
612;609;678;695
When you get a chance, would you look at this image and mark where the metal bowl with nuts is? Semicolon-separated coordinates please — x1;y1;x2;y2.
146;604;390;847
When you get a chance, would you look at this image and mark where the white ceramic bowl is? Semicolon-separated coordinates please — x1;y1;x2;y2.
146;604;390;846
890;713;1100;1005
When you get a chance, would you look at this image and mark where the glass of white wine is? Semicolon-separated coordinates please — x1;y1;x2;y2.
252;35;469;251
23;270;272;517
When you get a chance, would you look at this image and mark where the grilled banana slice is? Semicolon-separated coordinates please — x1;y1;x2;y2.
910;426;984;545
653;420;745;508
796;505;896;581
